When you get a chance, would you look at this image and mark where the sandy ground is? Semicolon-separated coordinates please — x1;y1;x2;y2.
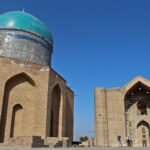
0;147;149;150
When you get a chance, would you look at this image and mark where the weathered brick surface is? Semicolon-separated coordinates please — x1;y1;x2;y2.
95;76;150;147
0;56;74;147
8;136;46;147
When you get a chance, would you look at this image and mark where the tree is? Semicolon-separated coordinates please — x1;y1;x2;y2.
79;136;88;142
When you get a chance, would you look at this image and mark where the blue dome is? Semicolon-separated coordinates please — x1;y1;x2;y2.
0;11;53;44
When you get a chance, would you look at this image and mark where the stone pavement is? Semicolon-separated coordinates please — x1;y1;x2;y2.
0;147;149;150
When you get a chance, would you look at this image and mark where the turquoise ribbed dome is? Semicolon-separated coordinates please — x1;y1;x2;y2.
0;11;53;44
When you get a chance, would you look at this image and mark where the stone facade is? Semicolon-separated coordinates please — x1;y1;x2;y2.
0;56;74;147
95;76;150;147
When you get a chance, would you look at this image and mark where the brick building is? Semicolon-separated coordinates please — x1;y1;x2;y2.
0;11;74;147
95;76;150;147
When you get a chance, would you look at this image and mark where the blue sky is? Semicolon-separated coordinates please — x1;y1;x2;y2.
1;0;150;140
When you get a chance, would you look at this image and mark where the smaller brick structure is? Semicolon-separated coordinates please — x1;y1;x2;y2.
95;76;150;147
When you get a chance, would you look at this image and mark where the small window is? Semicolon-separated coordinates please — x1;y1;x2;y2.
137;101;147;115
142;127;146;134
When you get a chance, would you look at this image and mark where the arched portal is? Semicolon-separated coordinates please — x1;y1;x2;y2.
137;121;150;147
0;73;35;142
50;84;61;137
124;82;150;146
10;104;23;138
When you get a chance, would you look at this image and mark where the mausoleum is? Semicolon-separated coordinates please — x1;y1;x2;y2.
0;11;74;147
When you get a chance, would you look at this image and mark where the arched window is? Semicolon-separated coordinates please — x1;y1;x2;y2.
142;127;146;134
137;101;147;115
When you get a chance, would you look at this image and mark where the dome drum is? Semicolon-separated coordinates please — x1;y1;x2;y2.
0;29;53;66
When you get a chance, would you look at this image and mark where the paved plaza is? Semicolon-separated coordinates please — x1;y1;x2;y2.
0;147;149;150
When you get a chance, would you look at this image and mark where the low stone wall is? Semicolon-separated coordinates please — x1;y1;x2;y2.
44;137;70;147
79;139;95;147
8;136;46;147
8;136;71;148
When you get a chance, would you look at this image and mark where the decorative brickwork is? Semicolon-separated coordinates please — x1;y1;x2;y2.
0;29;52;66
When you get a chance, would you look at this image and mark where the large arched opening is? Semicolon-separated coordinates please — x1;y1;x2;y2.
124;81;150;146
137;120;150;147
50;84;61;137
0;73;35;142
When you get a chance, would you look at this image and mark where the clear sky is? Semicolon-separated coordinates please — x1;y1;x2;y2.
1;0;150;140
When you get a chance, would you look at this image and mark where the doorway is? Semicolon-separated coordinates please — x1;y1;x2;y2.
142;140;147;147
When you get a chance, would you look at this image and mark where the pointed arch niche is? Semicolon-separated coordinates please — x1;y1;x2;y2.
50;84;62;137
124;81;150;113
10;104;23;138
0;72;35;142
